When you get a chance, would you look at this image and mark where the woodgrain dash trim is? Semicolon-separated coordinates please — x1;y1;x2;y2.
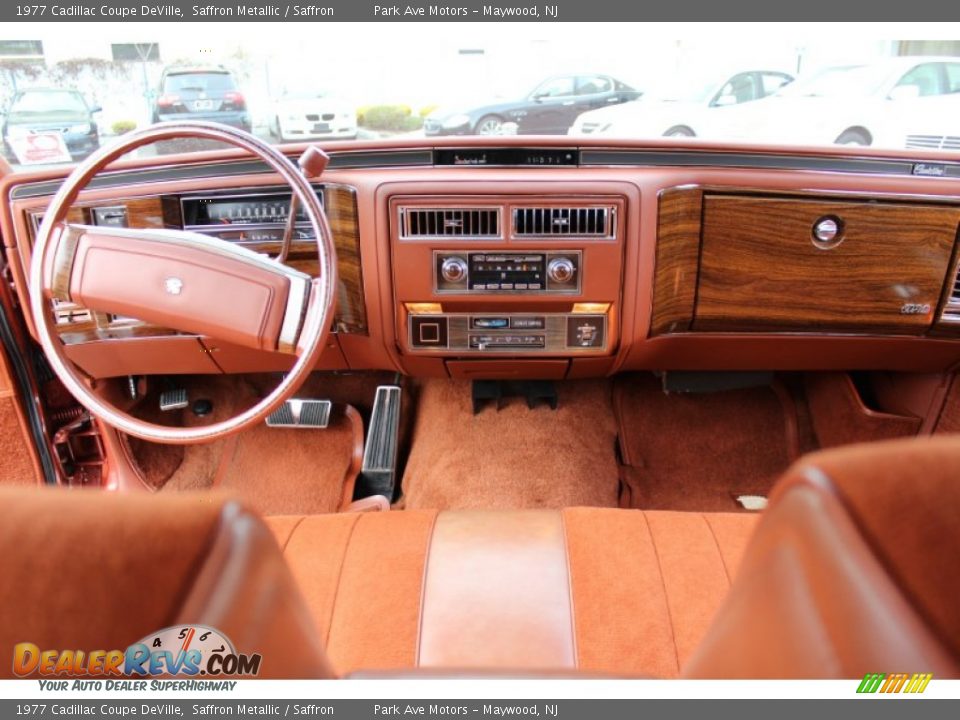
651;187;702;336
694;195;960;335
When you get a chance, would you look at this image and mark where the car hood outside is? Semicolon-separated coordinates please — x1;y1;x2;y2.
5;109;90;126
428;98;526;123
717;95;870;141
572;99;701;135
275;98;353;116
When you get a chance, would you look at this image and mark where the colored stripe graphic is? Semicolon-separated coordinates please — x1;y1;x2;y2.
857;673;886;693
857;672;932;694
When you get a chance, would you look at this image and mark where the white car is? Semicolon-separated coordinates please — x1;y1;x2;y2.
270;91;357;142
568;69;794;139
714;57;960;148
895;93;960;152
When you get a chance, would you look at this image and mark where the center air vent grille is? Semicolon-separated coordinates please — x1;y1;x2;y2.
512;206;615;238
399;207;501;239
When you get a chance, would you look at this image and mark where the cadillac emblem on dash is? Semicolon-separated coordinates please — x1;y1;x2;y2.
11;625;261;683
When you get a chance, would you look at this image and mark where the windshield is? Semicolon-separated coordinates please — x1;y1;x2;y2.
0;25;957;167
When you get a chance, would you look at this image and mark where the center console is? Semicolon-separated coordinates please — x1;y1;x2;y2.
390;190;627;376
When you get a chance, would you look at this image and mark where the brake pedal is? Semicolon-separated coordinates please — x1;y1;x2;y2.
159;388;188;412
357;385;402;500
265;399;331;429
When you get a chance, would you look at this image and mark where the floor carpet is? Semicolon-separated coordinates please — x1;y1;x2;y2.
125;372;390;516
400;379;621;510
614;374;795;512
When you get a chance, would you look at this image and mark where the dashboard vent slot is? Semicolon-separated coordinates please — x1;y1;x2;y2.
942;261;960;322
513;206;615;238
400;207;500;239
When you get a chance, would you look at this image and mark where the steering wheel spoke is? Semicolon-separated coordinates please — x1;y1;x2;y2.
46;222;311;354
29;121;337;445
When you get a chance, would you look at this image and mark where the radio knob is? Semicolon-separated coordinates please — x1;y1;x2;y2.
440;256;468;283
547;257;576;284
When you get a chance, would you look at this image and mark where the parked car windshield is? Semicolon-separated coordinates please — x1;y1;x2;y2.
1;26;958;167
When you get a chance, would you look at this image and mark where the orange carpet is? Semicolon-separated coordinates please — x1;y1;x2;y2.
615;374;794;512
400;379;620;510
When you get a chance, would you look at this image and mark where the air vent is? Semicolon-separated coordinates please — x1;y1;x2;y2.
399;207;500;239
513;206;615;238
942;263;960;322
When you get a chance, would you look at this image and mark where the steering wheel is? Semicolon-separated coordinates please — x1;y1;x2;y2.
28;122;337;444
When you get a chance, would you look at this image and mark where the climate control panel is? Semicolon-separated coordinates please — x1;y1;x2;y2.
408;312;607;355
434;251;581;294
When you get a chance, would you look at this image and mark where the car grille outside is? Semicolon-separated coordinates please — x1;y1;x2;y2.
424;119;441;132
906;134;960;151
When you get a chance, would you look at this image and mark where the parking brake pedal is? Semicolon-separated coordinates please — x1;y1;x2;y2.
159;388;188;412
265;399;332;429
357;385;402;500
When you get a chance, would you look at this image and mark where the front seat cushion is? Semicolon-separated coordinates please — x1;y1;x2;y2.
266;508;757;676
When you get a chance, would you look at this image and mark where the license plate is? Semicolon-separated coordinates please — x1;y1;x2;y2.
312;123;330;133
192;99;215;111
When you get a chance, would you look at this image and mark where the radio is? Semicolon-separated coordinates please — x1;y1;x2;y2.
435;251;580;294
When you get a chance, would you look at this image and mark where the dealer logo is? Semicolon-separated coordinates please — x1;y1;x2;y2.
12;625;261;678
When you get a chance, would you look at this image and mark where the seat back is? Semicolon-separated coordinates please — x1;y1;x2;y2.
685;437;960;678
0;488;334;679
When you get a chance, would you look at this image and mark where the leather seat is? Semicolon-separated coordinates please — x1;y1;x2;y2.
1;435;958;679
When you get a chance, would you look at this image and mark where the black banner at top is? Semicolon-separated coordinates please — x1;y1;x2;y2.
2;0;958;22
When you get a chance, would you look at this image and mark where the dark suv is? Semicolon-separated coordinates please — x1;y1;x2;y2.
151;66;251;130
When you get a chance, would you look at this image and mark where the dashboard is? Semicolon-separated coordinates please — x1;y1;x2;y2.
4;137;960;380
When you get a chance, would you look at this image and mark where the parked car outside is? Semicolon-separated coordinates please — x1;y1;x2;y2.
898;93;960;152
270;90;358;142
424;74;641;136
1;88;101;162
151;65;251;131
568;69;793;138
710;56;960;147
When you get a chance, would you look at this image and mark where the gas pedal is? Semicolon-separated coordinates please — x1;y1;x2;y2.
265;399;332;429
357;385;402;500
159;388;188;412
